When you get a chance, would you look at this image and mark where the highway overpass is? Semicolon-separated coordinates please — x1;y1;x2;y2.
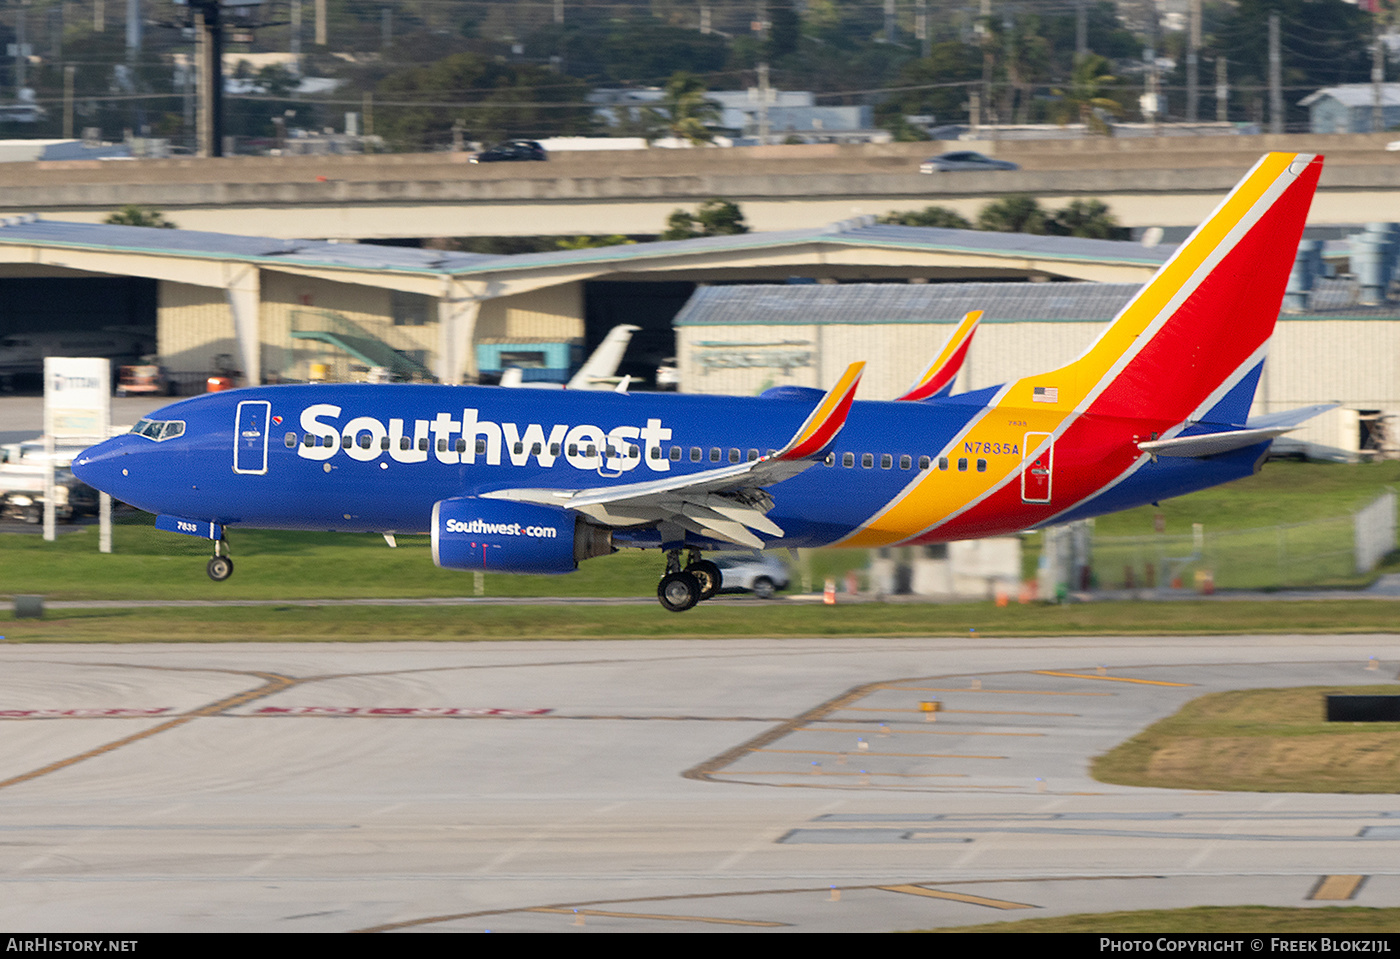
0;133;1395;240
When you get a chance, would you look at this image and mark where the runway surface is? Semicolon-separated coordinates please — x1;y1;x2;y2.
1;635;1398;933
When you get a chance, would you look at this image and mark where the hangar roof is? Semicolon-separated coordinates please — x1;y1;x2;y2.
0;215;1176;278
674;281;1147;326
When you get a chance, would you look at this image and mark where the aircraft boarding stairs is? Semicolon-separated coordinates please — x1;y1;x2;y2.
290;309;434;382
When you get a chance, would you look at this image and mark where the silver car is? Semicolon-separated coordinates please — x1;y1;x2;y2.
712;552;790;599
920;151;1019;173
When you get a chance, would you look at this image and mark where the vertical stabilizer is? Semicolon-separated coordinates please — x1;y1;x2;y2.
1018;152;1323;424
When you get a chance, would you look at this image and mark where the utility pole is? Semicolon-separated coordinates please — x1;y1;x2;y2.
192;0;224;157
1186;0;1200;122
755;1;769;145
63;63;74;138
126;0;141;59
290;0;301;72
1076;0;1087;58
1216;56;1228;122
14;1;26;94
1269;12;1282;134
917;0;930;59
1373;14;1385;134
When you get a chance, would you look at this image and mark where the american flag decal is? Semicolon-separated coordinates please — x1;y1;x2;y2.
1032;386;1059;403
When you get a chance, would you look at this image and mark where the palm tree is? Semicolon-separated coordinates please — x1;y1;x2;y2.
1053;54;1122;135
662;72;721;145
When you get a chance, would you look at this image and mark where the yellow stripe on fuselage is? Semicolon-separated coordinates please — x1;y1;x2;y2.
834;153;1299;548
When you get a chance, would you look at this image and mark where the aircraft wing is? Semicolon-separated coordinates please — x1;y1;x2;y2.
481;362;865;548
895;310;981;401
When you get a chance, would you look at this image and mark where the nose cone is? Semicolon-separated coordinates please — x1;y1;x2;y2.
71;435;141;501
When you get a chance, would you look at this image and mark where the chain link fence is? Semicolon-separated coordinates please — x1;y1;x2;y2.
1041;490;1397;594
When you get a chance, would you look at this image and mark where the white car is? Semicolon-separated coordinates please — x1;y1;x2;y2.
712;552;790;599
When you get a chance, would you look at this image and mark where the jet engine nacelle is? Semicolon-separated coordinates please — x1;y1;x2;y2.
431;497;612;574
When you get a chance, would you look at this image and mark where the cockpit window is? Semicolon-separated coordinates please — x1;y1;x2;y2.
131;418;185;442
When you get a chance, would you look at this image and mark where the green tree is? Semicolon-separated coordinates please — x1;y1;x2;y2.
1052;54;1123;134
662;199;748;240
556;235;636;250
105;206;176;229
879;206;972;229
376;53;595;151
977;196;1051;234
1048;199;1129;240
662;72;721;145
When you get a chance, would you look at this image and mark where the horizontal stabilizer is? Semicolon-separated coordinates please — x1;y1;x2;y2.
1139;406;1334;458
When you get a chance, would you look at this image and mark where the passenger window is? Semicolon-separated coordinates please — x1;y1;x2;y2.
360;434;373;449
342;435;352;448
977;458;987;472
586;444;597;457
690;447;702;462
917;455;930;470
285;433;297;448
323;435;334;448
842;452;855;467
650;446;661;460
747;449;760;462
302;434;314;448
728;448;741;464
568;443;578;457
418;437;429;451
880;454;892;470
957;458;967;471
400;437;411;451
380;437;390;450
861;453;874;468
476;439;487;455
824;452;836;467
532;443;542;456
438;438;448;452
669;446;681;461
900;455;912;470
938;457;948;470
629;445;639;459
456;439;466;453
710;448;721;463
550;443;561;456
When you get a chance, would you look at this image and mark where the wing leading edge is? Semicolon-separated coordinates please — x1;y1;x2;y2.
481;362;865;548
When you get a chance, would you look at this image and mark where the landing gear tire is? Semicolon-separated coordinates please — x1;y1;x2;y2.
207;556;234;582
658;570;701;612
686;560;722;601
752;576;776;600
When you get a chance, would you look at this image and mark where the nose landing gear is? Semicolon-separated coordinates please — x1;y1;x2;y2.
206;537;233;582
656;549;724;612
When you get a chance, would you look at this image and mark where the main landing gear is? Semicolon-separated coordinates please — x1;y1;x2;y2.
206;537;234;582
656;549;723;613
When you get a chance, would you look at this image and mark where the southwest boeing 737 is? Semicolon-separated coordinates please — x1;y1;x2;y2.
74;152;1329;611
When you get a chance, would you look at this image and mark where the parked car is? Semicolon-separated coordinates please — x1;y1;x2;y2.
469;140;547;163
712;551;790;599
920;151;1019;173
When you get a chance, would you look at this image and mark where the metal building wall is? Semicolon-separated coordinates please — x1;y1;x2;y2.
157;281;236;386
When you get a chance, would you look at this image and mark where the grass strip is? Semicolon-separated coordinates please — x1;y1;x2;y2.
1093;685;1400;793
917;905;1400;933
3;600;1400;643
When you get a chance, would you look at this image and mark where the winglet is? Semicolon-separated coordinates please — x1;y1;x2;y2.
896;310;982;401
775;362;864;461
